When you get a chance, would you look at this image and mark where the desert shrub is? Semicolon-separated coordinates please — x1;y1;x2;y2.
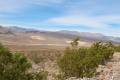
32;71;48;80
28;51;44;64
27;50;63;64
114;45;120;52
70;37;80;48
57;39;114;78
58;47;96;78
0;43;47;80
89;42;114;65
53;73;66;80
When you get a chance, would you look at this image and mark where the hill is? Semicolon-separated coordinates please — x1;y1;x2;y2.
0;25;120;47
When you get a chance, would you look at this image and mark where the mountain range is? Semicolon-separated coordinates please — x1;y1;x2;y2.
0;25;120;46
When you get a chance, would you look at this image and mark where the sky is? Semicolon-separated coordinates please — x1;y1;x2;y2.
0;0;120;37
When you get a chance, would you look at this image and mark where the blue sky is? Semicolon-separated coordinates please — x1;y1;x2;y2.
0;0;120;37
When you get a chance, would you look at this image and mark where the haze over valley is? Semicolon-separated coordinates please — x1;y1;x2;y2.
0;25;120;47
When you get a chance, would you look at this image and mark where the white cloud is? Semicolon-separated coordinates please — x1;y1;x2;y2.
48;15;109;28
0;0;64;13
0;0;27;13
47;11;120;28
30;0;64;5
97;15;120;24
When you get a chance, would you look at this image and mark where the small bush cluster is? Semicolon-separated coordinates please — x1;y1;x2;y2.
114;45;120;52
26;50;63;64
0;43;47;80
57;38;114;78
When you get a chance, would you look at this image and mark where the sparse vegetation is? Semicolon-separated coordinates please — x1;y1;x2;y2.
57;38;114;78
28;51;45;64
70;37;80;48
0;35;116;80
53;73;66;80
114;45;120;52
0;43;47;80
26;50;63;64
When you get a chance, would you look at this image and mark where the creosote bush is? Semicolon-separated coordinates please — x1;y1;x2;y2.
0;43;47;80
57;39;114;78
114;45;120;52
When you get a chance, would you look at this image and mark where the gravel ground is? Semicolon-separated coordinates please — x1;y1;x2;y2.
97;52;120;80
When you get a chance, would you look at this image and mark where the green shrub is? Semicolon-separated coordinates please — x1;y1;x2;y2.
70;37;80;48
0;43;47;80
53;73;66;80
58;47;96;78
32;71;48;80
114;45;120;52
28;52;44;64
89;42;114;65
57;40;114;78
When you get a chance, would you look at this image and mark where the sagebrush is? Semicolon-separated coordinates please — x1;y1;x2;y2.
58;39;114;78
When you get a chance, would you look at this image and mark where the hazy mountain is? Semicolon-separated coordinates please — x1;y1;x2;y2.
0;25;120;45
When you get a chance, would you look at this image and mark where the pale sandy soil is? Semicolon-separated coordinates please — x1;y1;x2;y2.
31;36;46;40
96;52;120;80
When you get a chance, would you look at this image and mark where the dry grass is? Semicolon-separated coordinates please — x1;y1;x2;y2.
5;45;64;64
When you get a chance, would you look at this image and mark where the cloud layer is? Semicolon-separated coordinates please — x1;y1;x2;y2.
0;0;120;37
0;0;63;12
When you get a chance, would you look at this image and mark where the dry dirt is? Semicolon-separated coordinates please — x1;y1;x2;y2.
96;52;120;80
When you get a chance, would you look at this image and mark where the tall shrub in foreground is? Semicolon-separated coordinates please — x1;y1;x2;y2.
57;38;114;78
0;43;47;80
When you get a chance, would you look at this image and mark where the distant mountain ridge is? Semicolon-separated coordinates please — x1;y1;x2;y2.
0;25;120;44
